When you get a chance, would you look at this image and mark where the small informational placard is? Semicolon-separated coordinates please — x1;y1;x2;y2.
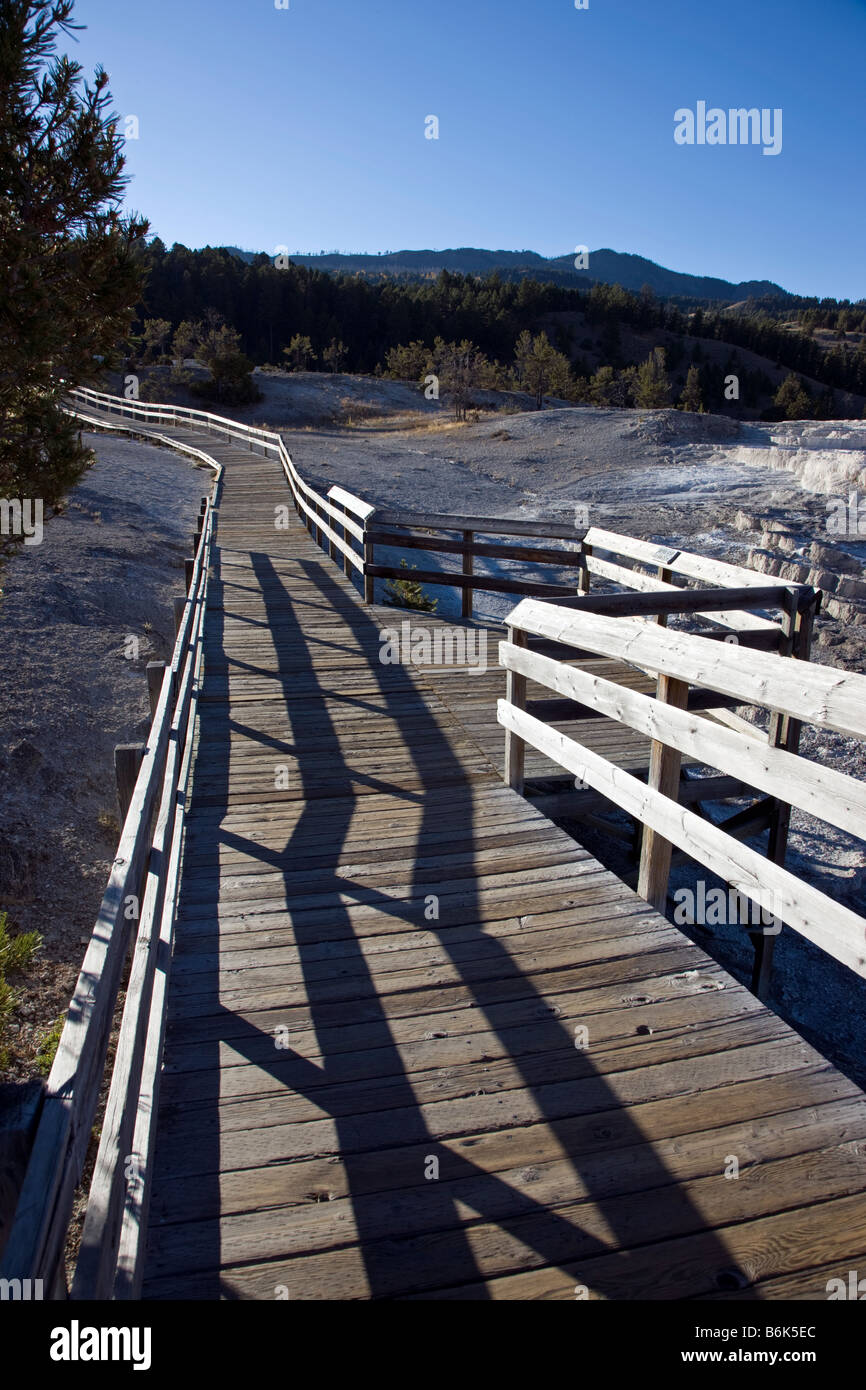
651;546;680;565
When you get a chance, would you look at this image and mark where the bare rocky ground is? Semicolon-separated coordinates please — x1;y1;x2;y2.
2;375;865;1090
0;434;206;1080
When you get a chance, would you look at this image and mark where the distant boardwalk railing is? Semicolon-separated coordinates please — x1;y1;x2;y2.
66;387;819;631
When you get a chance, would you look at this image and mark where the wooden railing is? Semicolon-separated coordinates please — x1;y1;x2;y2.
366;511;587;612
65;388;820;641
0;422;220;1299
65;386;373;582
497;597;866;987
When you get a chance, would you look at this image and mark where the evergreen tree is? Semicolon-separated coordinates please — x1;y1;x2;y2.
384;341;431;382
774;373;812;420
610;364;639;408
679;364;704;412
192;322;260;403
141;317;172;362
634;347;672;408
589;365;617;405
284;333;316;371
172;319;202;364
323;338;347;373
434;339;488;420
0;0;148;520
514;331;572;409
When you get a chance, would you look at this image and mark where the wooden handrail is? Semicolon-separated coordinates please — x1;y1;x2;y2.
498;696;866;977
506;597;863;740
497;600;866;983
71;560;208;1298
67;389;817;640
373;507;586;541
583;524;777;593
0;422;219;1298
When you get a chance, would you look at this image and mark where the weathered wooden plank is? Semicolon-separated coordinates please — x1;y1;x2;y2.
366;528;581;568
584;553;781;634
148;1080;863;1226
506;597;866;739
584;524;786;592
402;1191;866;1301
367;562;577;598
374;508;584;541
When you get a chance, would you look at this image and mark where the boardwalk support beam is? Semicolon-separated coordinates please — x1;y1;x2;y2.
114;744;145;825
504;626;528;794
146;662;166;721
637;675;690;910
462;531;473;619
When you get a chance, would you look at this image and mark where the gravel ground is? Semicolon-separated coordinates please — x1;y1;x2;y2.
0;433;206;1080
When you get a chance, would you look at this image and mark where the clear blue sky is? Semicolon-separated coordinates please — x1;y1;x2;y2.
70;0;865;299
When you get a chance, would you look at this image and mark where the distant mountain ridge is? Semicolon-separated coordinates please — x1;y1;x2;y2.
221;244;791;303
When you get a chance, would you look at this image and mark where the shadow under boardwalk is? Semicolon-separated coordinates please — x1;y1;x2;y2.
141;444;866;1301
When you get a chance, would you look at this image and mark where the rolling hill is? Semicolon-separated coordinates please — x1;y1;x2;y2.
222;244;790;303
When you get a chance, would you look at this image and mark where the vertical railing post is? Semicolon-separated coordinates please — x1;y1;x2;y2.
340;503;353;579
114;745;145;825
327;503;338;563
504;626;528;794
752;587;817;998
146;662;165;721
637;674;690;911
364;526;375;604
655;566;672;625
578;542;592;594
462;531;473;619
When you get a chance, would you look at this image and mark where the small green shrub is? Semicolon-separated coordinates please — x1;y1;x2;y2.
0;911;41;973
383;559;438;612
0;911;41;1065
36;1015;65;1077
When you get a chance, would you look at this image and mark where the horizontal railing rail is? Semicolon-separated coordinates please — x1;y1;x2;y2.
497;597;866;987
0;421;221;1299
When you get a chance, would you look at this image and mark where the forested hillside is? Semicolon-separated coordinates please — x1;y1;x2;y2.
130;240;866;419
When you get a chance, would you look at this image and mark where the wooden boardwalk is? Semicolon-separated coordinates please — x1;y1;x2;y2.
83;426;864;1302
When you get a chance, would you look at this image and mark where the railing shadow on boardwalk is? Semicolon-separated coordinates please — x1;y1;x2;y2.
145;543;751;1301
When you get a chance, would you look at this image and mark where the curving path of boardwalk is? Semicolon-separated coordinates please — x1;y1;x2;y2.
78;406;866;1300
